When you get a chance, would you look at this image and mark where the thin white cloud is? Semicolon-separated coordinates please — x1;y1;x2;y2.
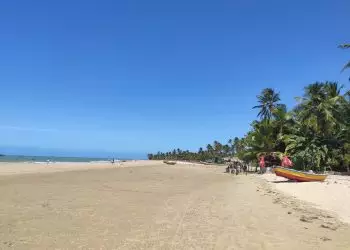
0;125;58;132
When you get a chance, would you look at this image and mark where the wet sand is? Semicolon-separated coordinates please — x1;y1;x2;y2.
0;163;349;249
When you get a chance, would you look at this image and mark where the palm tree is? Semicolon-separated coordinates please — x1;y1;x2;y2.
198;147;204;154
213;141;222;155
270;105;294;153
271;104;292;133
283;121;328;171
250;121;276;153
253;88;283;121
338;43;350;72
295;82;343;135
223;144;230;155
227;138;233;153
233;137;240;155
206;144;214;155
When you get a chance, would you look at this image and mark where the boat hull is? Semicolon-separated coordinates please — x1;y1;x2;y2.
274;167;327;182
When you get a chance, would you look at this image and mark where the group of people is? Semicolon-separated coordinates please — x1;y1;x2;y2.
225;154;293;175
259;154;293;173
111;158;122;166
226;161;248;175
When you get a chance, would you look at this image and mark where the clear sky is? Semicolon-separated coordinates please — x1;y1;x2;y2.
0;0;349;158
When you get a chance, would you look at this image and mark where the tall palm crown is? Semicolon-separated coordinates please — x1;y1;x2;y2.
253;88;282;121
295;82;344;135
206;144;213;152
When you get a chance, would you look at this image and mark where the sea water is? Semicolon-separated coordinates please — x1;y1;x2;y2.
0;155;110;163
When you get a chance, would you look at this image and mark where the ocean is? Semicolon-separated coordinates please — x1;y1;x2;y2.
0;155;111;163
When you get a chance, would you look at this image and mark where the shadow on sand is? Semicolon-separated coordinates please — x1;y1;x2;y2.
271;180;297;183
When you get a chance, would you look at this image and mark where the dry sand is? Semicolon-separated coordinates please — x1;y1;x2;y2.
0;160;157;176
0;162;350;249
260;173;350;224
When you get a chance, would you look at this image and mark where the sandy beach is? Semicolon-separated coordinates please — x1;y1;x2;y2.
0;162;350;249
260;173;350;224
0;160;157;176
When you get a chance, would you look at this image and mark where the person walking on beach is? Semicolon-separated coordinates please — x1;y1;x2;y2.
259;156;265;174
243;163;248;175
236;164;241;175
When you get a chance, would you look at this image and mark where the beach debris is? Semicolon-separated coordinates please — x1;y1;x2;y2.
300;216;310;222
41;201;50;208
288;211;292;214
300;215;319;223
163;160;177;165
3;241;14;247
320;223;339;231
273;197;281;204
320;236;332;241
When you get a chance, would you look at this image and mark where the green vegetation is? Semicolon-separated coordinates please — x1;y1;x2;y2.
148;44;350;172
148;139;240;163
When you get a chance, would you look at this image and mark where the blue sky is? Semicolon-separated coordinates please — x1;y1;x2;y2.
0;0;349;157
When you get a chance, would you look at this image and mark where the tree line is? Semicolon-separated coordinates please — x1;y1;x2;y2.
147;138;243;163
148;44;350;172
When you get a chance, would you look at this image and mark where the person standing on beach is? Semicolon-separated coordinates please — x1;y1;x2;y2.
259;156;265;173
281;155;293;167
243;164;248;175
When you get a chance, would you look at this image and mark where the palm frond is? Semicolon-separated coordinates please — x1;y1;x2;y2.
341;61;350;72
338;44;350;49
252;105;263;109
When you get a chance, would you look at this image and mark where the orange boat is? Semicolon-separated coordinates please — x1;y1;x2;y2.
274;167;327;182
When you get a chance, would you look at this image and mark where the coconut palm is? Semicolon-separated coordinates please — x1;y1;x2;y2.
223;144;231;155
233;137;240;155
227;139;234;155
295;82;343;135
147;79;349;171
283;121;328;171
206;144;213;152
213;141;223;155
253;88;283;121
